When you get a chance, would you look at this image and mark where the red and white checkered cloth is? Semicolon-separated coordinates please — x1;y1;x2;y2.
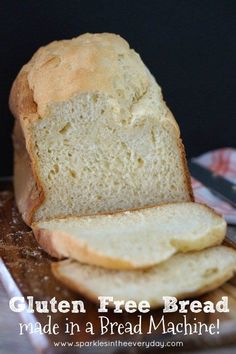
191;148;236;224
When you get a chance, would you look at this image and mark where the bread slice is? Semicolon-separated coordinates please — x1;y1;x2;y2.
52;246;236;308
10;33;193;225
32;202;226;270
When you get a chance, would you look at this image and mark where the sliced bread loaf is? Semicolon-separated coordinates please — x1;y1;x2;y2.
10;33;192;225
52;246;236;308
33;202;226;269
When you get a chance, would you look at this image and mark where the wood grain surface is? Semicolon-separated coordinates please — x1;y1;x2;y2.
0;181;236;354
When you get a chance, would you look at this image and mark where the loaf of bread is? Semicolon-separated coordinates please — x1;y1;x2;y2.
10;33;193;225
33;202;226;269
52;246;236;308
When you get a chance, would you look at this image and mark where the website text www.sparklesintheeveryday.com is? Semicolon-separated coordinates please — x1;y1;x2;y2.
53;339;184;349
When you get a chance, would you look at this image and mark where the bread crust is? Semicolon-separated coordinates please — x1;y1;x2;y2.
13;120;44;225
10;33;148;119
163;109;194;202
178;138;194;201
10;33;193;224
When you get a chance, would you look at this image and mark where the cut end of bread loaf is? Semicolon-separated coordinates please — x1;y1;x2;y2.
31;89;191;222
10;33;193;224
52;246;236;308
33;202;226;270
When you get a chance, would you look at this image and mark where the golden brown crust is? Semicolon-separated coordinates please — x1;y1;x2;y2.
163;108;193;202
9;68;38;121
10;65;45;225
33;227;64;258
13;120;44;225
10;33;148;118
178;138;194;201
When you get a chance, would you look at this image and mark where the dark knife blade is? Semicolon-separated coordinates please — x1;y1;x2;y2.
188;160;236;208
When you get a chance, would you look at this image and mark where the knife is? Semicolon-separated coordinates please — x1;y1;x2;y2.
188;160;236;208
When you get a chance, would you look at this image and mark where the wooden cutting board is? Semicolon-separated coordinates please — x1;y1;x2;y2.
0;181;236;353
